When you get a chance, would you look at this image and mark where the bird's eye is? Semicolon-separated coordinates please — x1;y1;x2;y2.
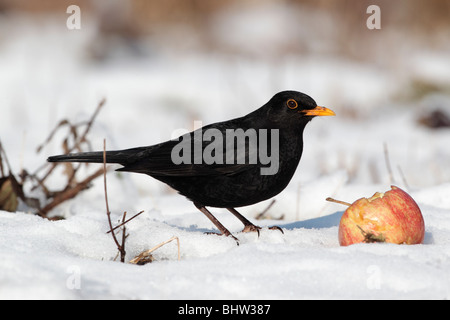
287;99;298;109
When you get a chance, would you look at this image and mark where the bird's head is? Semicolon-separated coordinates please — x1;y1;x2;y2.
265;91;335;125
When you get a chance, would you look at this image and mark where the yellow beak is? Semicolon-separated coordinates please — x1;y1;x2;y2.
302;106;336;117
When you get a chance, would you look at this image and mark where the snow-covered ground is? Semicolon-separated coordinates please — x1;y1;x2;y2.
1;6;450;300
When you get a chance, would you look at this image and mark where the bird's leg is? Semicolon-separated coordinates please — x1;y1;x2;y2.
227;207;284;235
194;203;239;242
227;208;262;235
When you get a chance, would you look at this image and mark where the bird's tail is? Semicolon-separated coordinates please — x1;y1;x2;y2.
47;147;147;166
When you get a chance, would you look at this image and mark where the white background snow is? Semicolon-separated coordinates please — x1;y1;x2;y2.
1;1;450;300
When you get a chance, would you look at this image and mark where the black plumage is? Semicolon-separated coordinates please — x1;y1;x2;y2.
48;91;335;240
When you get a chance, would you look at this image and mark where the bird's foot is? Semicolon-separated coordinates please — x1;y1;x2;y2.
241;224;262;236
268;225;284;234
204;231;240;244
195;204;239;244
227;207;284;237
240;224;284;236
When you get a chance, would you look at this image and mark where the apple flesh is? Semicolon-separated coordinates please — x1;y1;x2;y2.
338;186;425;246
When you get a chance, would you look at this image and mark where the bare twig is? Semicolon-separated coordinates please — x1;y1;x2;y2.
0;140;12;176
36;98;105;155
107;210;144;234
33;98;106;186
74;98;106;154
0;141;4;177
326;197;352;207
0;100;108;215
383;142;395;185
36;119;72;154
103;139;126;262
120;212;128;262
255;199;276;220
397;165;410;190
38;167;105;216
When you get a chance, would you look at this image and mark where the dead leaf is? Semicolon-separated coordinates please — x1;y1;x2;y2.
0;177;19;212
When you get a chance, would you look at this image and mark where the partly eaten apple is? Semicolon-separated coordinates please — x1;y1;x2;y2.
336;186;425;246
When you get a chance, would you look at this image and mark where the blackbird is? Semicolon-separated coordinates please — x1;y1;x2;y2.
48;91;335;240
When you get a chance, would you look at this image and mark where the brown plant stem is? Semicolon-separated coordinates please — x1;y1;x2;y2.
325;197;351;207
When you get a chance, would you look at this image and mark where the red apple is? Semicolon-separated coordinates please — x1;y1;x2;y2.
338;186;425;246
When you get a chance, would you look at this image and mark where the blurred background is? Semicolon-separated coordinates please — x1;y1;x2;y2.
0;0;449;218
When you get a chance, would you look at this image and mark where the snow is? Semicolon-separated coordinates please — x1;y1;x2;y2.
2;195;450;299
1;6;450;300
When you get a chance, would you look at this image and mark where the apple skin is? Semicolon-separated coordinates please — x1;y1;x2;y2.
338;186;425;246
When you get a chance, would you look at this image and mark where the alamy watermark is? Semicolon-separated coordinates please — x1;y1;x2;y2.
366;5;381;30
66;5;81;30
66;4;381;31
170;121;280;176
66;265;81;290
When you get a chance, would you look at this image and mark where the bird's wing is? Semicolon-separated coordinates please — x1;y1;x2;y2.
118;126;261;177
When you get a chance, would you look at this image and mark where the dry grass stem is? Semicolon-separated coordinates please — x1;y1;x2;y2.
129;236;181;265
103;139;126;262
383;142;395;185
107;210;144;234
326;197;352;207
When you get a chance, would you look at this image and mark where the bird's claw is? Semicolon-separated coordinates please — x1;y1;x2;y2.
240;224;284;237
268;225;284;234
204;231;240;245
241;224;262;236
